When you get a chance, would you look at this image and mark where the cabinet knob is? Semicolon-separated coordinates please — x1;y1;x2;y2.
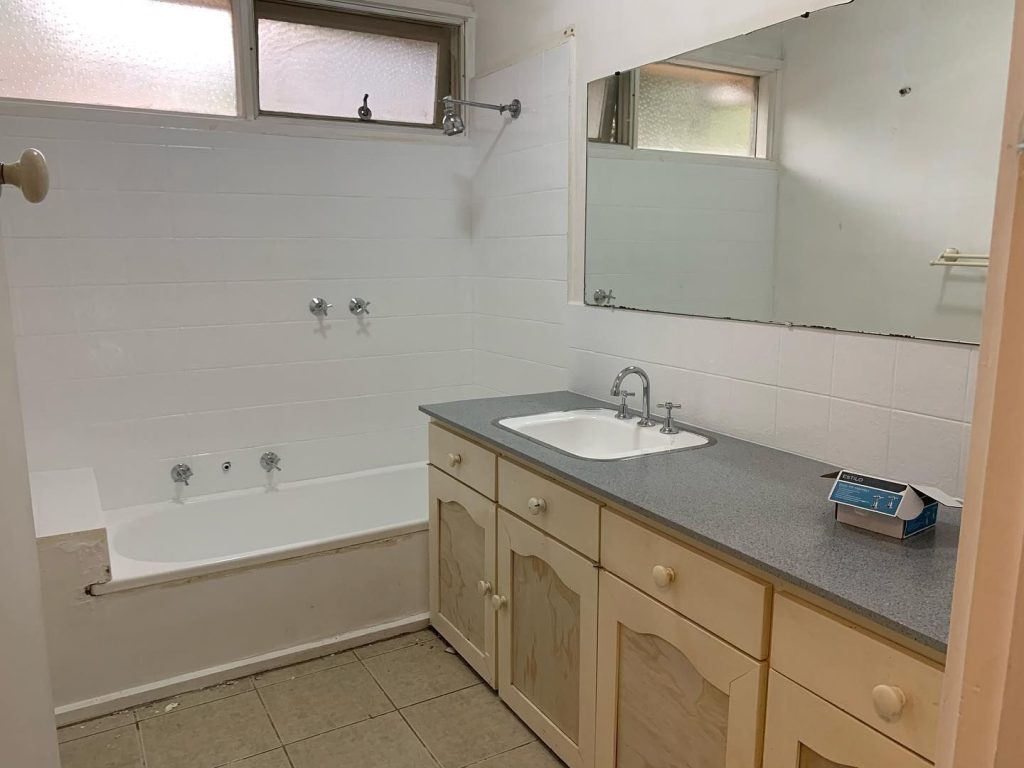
871;684;907;722
491;594;508;610
477;580;492;596
651;565;676;588
527;497;547;514
447;452;462;468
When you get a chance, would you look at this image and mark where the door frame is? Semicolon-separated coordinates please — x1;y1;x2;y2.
938;0;1024;764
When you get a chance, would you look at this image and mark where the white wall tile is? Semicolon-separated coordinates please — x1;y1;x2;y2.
831;333;897;407
3;115;476;508
826;400;890;476
887;411;964;494
778;327;835;394
775;389;830;459
892;339;971;420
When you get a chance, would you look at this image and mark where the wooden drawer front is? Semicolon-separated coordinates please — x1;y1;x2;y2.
771;595;942;761
429;424;496;500
600;508;770;659
498;458;600;560
763;672;931;768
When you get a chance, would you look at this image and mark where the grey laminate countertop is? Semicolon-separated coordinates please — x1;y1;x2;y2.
420;391;960;653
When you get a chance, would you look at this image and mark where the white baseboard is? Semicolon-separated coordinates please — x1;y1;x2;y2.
55;613;430;726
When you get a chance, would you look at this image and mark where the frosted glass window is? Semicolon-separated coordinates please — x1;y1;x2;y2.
637;63;757;156
256;2;457;126
0;0;237;115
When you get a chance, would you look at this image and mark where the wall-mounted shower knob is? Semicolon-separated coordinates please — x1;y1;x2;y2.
309;297;333;318
349;297;371;316
171;463;193;486
260;451;282;472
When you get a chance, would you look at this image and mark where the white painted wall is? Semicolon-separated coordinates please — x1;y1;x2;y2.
472;0;982;495
468;42;572;394
0;117;478;510
0;242;59;765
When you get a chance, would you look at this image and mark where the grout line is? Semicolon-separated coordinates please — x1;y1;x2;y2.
135;721;148;768
253;685;286;750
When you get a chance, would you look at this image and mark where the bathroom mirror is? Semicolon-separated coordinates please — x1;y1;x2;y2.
583;0;1013;343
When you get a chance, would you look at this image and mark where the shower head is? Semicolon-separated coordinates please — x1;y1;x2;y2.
442;101;466;136
439;95;521;136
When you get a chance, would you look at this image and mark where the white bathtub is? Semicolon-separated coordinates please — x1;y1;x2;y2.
45;461;431;721
94;462;428;594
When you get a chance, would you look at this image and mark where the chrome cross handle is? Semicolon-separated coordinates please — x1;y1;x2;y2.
309;297;333;317
171;463;193;486
348;297;371;316
260;451;282;472
658;402;682;435
615;391;635;419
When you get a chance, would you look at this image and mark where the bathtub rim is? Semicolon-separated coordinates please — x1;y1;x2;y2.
93;461;428;596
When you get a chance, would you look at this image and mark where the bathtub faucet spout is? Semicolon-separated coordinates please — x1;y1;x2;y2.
260;452;282;473
171;463;193;487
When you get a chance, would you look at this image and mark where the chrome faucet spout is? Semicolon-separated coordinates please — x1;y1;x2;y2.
610;366;656;427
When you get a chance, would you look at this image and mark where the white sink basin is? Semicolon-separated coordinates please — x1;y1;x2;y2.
498;408;710;460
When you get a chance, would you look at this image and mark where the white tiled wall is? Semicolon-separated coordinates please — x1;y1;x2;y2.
0;117;476;509
468;43;572;395
567;304;976;495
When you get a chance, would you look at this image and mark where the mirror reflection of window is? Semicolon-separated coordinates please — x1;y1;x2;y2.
636;63;758;156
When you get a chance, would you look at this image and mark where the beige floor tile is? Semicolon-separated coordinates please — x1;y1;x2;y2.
59;711;136;744
135;677;254;720
468;742;564;767
224;748;291;767
403;685;534;768
363;639;478;707
353;629;438;660
259;662;394;744
287;711;437;768
253;650;357;688
58;725;142;768
139;691;279;768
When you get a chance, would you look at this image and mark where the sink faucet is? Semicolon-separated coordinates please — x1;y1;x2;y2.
610;366;656;427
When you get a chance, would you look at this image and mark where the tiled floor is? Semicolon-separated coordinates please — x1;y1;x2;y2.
57;629;565;768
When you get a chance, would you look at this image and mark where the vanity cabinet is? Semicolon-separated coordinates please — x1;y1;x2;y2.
425;420;944;768
494;509;598;768
427;467;497;686
763;672;930;768
595;571;766;768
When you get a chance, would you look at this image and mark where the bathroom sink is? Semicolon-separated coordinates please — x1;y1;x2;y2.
497;408;711;460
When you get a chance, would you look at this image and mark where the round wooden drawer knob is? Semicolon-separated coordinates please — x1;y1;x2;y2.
527;497;547;514
477;580;492;596
651;565;676;588
872;684;907;722
491;594;508;610
447;453;462;468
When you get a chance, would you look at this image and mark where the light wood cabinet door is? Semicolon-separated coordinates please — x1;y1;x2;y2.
495;510;598;768
595;571;767;768
428;467;496;687
763;672;931;768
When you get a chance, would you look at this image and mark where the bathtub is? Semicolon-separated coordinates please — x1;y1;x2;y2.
94;462;428;594
43;462;430;722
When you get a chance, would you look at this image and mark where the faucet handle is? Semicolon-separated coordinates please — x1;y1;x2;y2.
657;402;682;435
615;390;635;419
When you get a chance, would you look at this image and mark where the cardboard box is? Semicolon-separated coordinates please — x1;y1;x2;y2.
824;470;962;539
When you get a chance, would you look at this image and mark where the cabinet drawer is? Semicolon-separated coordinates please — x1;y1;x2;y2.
498;458;600;560
429;424;497;500
600;509;770;659
763;671;931;768
771;595;942;761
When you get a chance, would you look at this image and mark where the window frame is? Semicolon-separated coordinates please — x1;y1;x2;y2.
0;0;471;141
251;0;462;129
